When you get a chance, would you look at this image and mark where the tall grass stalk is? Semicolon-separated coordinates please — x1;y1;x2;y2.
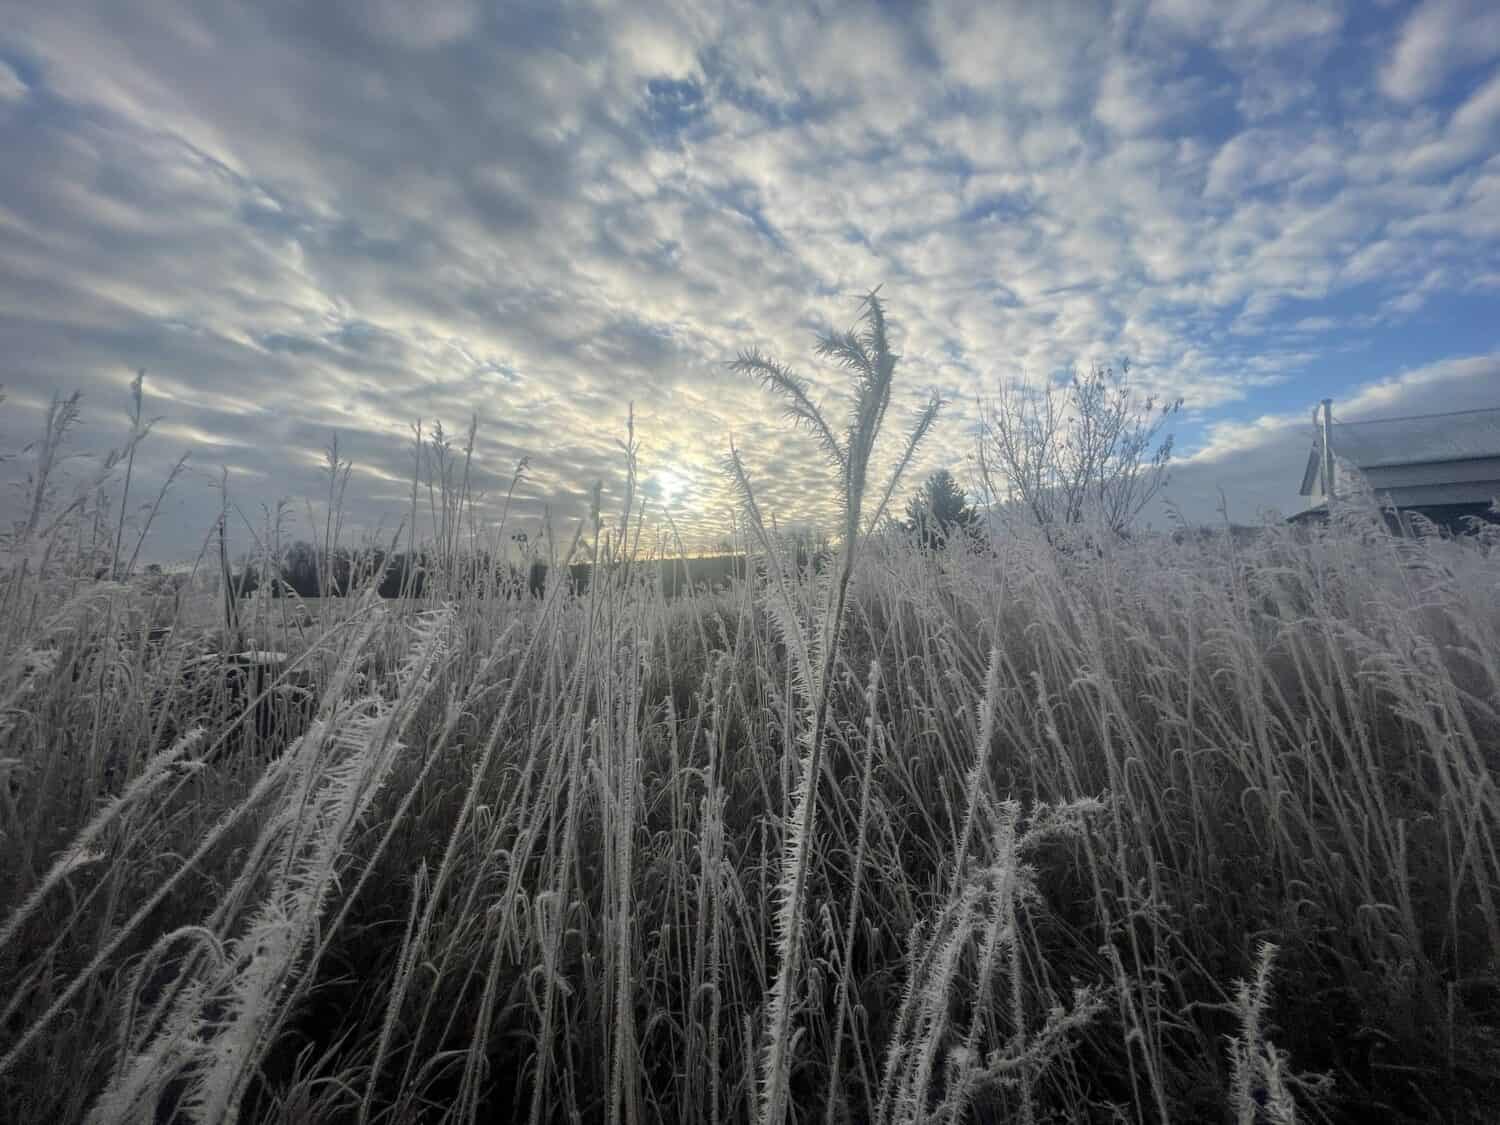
729;292;940;1125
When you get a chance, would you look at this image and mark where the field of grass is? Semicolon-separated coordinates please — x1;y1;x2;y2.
3;310;1498;1123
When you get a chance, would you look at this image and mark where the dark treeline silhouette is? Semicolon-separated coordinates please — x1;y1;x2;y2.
234;545;429;599
232;541;753;600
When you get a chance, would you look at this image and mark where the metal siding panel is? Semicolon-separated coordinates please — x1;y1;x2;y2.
1364;458;1500;488
1375;482;1500;506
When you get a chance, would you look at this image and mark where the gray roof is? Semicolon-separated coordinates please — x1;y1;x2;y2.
1300;406;1500;496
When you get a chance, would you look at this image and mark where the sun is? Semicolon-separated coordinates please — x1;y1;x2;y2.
654;466;688;505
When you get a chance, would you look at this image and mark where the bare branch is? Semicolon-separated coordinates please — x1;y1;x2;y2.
977;362;1179;540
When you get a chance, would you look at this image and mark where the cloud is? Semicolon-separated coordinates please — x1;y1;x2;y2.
359;0;482;49
0;1;1497;559
0;61;26;103
1381;0;1500;102
927;3;1109;109
1399;70;1500;176
1151;0;1345;51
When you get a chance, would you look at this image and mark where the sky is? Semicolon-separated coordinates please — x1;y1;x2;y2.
1;0;1498;560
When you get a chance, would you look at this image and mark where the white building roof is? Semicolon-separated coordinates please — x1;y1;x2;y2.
1300;406;1500;497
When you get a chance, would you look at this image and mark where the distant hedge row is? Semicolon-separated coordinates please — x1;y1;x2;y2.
233;544;754;599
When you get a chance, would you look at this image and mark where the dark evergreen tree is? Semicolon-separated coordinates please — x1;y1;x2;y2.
903;469;981;549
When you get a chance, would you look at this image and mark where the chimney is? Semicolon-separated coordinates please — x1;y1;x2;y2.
1320;398;1336;502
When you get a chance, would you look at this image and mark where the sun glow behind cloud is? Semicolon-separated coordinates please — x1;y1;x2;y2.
0;0;1497;557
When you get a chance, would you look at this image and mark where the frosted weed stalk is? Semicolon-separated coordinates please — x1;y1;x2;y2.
1225;943;1331;1125
876;800;1107;1125
728;290;941;1125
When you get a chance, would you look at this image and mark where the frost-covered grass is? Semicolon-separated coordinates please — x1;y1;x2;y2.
2;331;1499;1123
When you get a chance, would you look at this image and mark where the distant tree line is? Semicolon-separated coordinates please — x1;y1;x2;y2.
230;542;757;600
232;543;554;599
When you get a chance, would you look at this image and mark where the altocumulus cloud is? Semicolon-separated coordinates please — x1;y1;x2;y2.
1;0;1497;558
